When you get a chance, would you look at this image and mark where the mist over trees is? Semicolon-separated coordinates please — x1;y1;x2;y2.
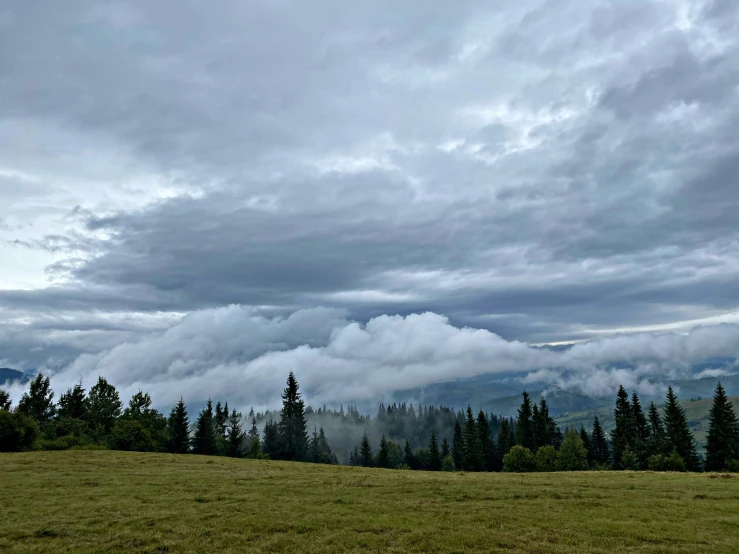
2;373;739;473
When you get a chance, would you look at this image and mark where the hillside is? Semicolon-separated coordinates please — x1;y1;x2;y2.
2;451;738;553
0;368;29;387
555;396;739;451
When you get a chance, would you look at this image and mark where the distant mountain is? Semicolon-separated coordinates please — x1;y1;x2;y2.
0;368;30;386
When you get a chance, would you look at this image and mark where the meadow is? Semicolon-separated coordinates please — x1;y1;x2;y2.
1;451;738;553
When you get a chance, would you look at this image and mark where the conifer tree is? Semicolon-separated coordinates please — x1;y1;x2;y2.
705;383;739;471
428;431;441;471
631;392;649;468
441;437;450;459
377;435;390;468
277;372;308;461
611;385;634;469
532;398;556;451
516;391;534;450
646;401;666;457
17;374;55;425
497;418;516;459
464;406;483;471
0;389;10;411
86;376;122;435
57;382;88;420
663;387;700;471
246;416;261;457
192;399;218;456
166;398;191;454
589;415;610;467
579;425;592;464
452;420;464;469
261;419;280;458
404;440;414;468
226;409;244;458
359;433;373;467
477;410;497;471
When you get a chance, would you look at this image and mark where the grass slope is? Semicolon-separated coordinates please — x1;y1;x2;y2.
2;452;739;553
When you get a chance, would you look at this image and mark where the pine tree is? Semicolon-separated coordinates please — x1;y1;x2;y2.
277;372;308;461
532;398;556;451
377;435;390;468
441;437;450;459
611;385;634;469
516;391;534;450
705;383;739;471
86;376;122;435
589;416;610;467
261;420;280;458
359;433;373;467
452;420;464;469
0;389;10;411
631;392;649;468
316;427;336;464
166;398;191;454
17;374;55;425
497;418;515;459
477;410;497;471
57;382;88;420
404;440;414;468
464;406;483;471
246;416;261;457
579;425;592;464
226;409;244;458
192;399;218;456
428;431;441;471
663;387;700;471
646;401;666;457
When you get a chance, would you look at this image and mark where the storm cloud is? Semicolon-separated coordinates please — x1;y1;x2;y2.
1;1;739;402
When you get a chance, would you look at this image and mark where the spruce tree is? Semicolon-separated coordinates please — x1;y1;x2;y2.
17;374;55;425
477;410;497;471
441;437;450;459
166;398;191;454
705;383;739;471
377;435;390;468
464;406;483;471
646;401;666;457
428;431;441;471
261;419;280;458
497;418;515;459
589;416;610;467
452;420;464;469
192;399;218;456
246;416;261;457
516;391;534;450
57;382;88;420
359;433;373;467
226;409;244;458
579;425;592;464
663;387;700;471
611;385;634;469
631;392;649;468
277;372;308;461
404;440;414;468
0;389;10;411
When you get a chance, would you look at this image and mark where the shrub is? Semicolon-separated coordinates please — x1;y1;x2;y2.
0;410;39;452
556;428;589;471
535;445;559;472
726;459;739;473
39;435;89;451
502;445;536;472
110;420;157;452
620;448;640;471
648;450;687;472
441;455;456;472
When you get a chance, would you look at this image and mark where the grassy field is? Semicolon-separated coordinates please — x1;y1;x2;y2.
1;452;739;553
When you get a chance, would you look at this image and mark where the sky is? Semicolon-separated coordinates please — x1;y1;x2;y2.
1;0;739;410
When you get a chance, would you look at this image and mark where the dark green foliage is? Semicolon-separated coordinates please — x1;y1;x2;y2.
404;440;414;468
516;391;534;450
43;416;89;443
611;385;635;469
497;418;515;459
535;445;559;472
86;377;122;435
631;392;649;468
556;428;589;471
502;445;536;472
477;410;497;471
663;387;700;471
648;449;687;472
428;431;441;471
377;435;391;468
532;398;557;451
167;398;191;454
192;399;218;456
226;410;245;458
246;416;261;458
441;454;456;472
309;427;336;464
277;372;308;461
463;406;483;471
111;419;157;452
620;448;640;471
441;437;450;459
120;391;167;451
261;420;279;459
0;388;11;411
451;420;464;469
17;374;55;426
359;433;373;467
0;409;38;452
705;383;739;471
646;402;666;458
57;383;89;420
414;447;430;470
579;426;591;464
589;416;610;467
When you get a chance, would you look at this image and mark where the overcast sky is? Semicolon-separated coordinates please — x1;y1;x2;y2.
2;1;738;407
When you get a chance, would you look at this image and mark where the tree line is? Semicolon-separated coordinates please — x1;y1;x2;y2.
2;373;738;473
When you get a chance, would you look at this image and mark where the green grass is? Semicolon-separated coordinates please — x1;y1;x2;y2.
2;452;739;553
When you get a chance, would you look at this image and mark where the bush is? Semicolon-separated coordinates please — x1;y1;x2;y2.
0;410;39;452
42;417;89;441
726;459;739;473
39;435;89;451
648;450;687;472
620;448;640;471
110;420;157;452
556;428;589;471
535;445;559;472
441;455;456;472
502;445;536;472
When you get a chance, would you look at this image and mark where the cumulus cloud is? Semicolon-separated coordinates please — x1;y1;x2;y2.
7;307;738;412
